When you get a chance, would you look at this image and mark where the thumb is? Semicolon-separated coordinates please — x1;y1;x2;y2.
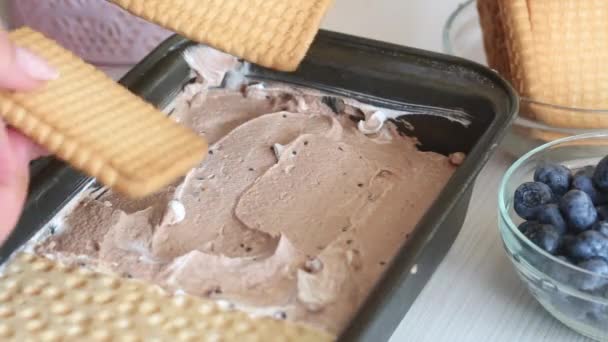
0;122;32;243
0;30;58;91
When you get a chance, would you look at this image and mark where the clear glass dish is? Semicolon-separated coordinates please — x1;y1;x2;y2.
443;0;486;65
443;0;608;158
499;133;608;341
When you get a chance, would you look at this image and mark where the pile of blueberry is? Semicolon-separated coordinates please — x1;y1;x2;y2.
514;157;608;290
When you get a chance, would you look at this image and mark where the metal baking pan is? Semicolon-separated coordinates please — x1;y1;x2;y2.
3;31;517;341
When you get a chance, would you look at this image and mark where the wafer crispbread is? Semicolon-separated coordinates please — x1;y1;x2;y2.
108;0;334;72
0;253;334;341
0;27;207;198
477;0;608;129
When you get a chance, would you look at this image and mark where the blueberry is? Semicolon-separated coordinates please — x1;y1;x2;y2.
594;155;608;192
573;171;605;205
536;204;567;234
558;234;577;255
523;224;561;254
518;220;541;235
575;258;608;291
559;190;597;232
547;255;575;283
534;162;572;196
567;230;608;261
597;205;608;221
514;182;554;220
577;165;596;177
552;292;605;321
555;255;572;264
593;221;608;237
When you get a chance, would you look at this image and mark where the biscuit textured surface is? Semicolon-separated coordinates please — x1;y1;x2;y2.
0;27;207;198
477;0;608;129
109;0;334;72
0;253;334;341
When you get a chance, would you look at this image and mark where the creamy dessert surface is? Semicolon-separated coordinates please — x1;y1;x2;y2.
32;48;462;335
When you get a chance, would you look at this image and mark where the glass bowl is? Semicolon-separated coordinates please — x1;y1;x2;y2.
442;0;486;65
443;0;608;158
499;133;608;341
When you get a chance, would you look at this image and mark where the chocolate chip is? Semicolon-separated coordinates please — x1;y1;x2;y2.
292;151;297;155
379;261;386;266
49;225;56;235
274;311;287;320
357;183;364;187
248;167;255;171
207;286;223;296
240;243;245;248
208;150;214;155
245;247;252;252
346;240;353;245
338;147;344;151
304;141;309;146
282;114;287;118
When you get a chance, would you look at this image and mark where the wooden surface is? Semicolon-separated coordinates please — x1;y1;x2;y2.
0;0;596;340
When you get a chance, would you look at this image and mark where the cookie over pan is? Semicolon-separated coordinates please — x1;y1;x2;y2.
108;0;335;72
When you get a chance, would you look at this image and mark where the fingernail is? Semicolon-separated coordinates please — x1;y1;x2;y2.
15;47;59;81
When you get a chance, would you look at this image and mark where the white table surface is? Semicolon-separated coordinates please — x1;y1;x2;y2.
0;0;594;340
324;1;593;341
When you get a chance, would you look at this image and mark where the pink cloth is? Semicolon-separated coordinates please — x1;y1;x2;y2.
8;0;173;66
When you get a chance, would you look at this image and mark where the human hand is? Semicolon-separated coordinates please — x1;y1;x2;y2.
0;30;58;243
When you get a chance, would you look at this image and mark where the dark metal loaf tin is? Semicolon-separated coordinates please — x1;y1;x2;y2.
3;31;517;341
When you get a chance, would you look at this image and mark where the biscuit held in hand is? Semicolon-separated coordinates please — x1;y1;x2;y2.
0;27;208;198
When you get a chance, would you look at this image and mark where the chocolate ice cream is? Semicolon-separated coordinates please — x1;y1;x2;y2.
33;47;461;335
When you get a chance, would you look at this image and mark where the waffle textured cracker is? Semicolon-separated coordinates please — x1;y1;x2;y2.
0;253;334;341
108;0;333;72
477;0;608;129
0;27;207;198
